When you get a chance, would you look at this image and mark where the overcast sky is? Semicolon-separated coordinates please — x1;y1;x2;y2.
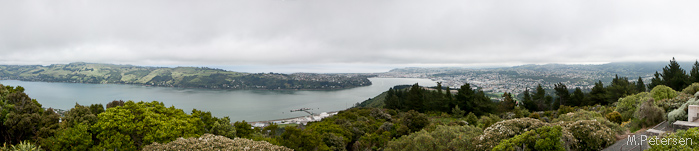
1;0;699;73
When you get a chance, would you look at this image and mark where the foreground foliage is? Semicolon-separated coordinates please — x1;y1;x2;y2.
143;134;292;151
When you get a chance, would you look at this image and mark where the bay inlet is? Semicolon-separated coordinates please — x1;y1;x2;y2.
0;78;436;122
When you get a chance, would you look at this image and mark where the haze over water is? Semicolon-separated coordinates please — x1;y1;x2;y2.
0;78;435;121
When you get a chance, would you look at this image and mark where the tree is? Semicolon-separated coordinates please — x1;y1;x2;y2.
554;83;570;106
648;71;663;90
636;76;646;92
92;101;201;150
522;88;537;111
691;60;699;83
570;87;585;106
63;103;98;128
384;88;401;110
589;80;607;105
499;92;516;112
44;123;93;151
661;57;690;91
2;92;44;144
533;84;547;111
406;83;424;112
89;104;105;115
234;120;254;139
606;75;635;104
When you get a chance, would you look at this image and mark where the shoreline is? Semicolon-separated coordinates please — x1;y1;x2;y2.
248;110;342;127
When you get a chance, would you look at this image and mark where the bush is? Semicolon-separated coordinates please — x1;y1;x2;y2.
682;83;699;95
658;93;693;112
143;134;293;151
634;98;666;128
477;114;502;129
605;111;622;124
553;110;625;135
465;112;478;126
650;85;678;102
648;127;699;150
385;125;482;151
492;126;566;151
563;120;616;151
557;105;575;116
475;118;549;150
616;92;652;121
529;112;540;119
667;95;699;123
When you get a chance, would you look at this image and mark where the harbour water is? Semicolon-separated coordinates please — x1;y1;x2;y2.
0;78;436;122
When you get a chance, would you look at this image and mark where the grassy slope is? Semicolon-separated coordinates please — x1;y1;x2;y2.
0;62;369;90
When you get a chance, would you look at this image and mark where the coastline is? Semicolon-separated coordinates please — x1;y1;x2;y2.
248;111;342;127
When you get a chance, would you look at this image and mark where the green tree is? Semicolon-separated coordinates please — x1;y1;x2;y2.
554;83;570;106
451;105;465;118
692;60;699;83
648;71;663;90
589;80;607;105
89;104;105;115
406;83;424;112
63;103;98;128
44;123;93;151
570;87;585;106
498;92;516;112
522;88;537;111
233;120;254;139
661;57;690;91
636;76;646;92
606;75;636;104
384;88;401;110
533;84;547;111
91;101;201;150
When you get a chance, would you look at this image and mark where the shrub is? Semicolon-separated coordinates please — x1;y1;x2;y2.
385;125;482;151
563;120;616;151
475;118;549;150
452;105;465;118
465;112;478;126
667;96;699;123
477;114;502;129
142;134;293;151
557;105;575;116
634;98;666;128
648;127;699;150
529;112;540;119
553;110;625;135
650;85;678;102
616;92;652;121
492;126;566;151
682;83;699;95
658;93;693;112
605;111;622;124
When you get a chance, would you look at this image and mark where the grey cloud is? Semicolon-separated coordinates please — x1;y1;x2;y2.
1;0;699;71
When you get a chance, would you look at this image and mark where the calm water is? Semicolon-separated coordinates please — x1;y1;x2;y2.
0;78;435;121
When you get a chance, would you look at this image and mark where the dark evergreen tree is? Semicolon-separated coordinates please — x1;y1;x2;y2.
554;82;570;106
661;57;690;91
522;88;537;111
570;87;585;106
384;88;401;110
532;84;548;111
606;75;635;104
691;60;699;83
589;80;607;105
498;92;516;112
648;71;663;90
636;76;646;92
406;83;424;112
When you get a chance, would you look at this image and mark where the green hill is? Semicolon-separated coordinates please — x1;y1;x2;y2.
0;62;371;90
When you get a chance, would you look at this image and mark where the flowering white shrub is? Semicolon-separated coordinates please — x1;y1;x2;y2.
142;134;293;151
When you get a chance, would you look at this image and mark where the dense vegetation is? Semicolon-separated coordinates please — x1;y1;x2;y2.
0;62;372;90
4;58;699;150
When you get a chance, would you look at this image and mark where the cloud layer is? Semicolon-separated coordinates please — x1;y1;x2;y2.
2;0;699;71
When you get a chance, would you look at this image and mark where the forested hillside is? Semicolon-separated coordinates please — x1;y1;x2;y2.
0;62;372;90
